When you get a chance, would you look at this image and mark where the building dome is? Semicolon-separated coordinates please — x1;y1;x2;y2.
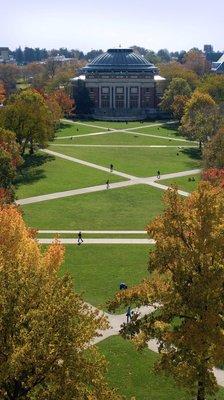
82;48;157;73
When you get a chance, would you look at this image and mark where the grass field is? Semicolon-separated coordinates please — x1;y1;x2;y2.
98;336;224;400
160;174;201;192
59;244;149;309
15;153;123;199
22;184;164;230
50;145;201;177
68;120;163;129
55;122;106;137
55;131;192;146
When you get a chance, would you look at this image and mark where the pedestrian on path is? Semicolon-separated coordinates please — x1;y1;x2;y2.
119;282;127;290
110;163;114;172
126;306;132;323
157;170;161;179
106;179;110;189
77;231;83;245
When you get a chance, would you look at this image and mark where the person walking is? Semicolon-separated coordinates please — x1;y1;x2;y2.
126;306;132;323
106;179;110;189
157;170;161;179
110;163;114;172
77;231;83;245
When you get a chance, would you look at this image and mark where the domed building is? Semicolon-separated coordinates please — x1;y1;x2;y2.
71;48;165;121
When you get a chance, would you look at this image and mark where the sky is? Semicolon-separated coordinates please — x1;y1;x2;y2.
1;0;223;52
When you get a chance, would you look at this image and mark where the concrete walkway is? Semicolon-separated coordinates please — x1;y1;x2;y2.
17;179;137;205
38;238;154;244
92;305;224;387
42;148;135;180
39;230;147;234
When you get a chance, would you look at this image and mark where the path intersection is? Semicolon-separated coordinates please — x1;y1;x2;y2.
17;119;224;387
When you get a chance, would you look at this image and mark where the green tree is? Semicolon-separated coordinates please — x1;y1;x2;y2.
0;89;56;154
159;62;199;89
0;205;122;400
109;183;224;400
160;77;192;117
180;91;222;146
198;74;224;104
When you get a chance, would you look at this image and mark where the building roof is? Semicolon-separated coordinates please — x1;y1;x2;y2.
82;48;157;73
211;54;224;73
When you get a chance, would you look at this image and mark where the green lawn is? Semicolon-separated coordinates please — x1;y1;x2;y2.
134;124;188;139
59;244;149;309
50;145;201;177
69;120;162;130
160;174;201;192
98;336;224;400
22;184;164;230
55;131;192;146
15;153;123;199
56;121;106;137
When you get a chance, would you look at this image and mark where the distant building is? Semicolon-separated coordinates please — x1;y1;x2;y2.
71;48;166;121
204;44;213;53
0;47;10;63
211;54;224;74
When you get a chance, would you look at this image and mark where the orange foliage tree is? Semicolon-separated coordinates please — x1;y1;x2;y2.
109;183;224;400
0;206;122;400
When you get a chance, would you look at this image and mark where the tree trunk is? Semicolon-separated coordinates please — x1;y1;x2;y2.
197;380;205;400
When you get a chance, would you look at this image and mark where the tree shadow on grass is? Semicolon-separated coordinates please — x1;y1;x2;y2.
181;147;202;161
14;153;55;187
57;123;74;132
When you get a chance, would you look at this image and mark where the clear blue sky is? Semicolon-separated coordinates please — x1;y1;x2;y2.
2;0;224;52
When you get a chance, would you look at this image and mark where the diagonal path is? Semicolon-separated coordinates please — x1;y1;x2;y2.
16;180;137;205
41;148;135;179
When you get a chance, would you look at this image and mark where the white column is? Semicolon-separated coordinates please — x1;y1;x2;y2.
110;86;112;109
113;86;116;109
138;86;141;108
99;86;101;108
127;86;130;109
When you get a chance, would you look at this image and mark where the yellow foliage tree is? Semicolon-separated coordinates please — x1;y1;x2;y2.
0;206;122;400
109;183;224;400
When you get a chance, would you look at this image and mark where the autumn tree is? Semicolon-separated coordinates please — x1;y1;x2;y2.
198;74;224;104
160;78;192;119
0;64;20;95
203;128;224;169
0;206;123;400
109;183;224;400
184;49;210;76
180;91;222;146
159;62;199;89
0;81;6;104
202;168;224;188
51;88;75;115
0;129;22;203
0;89;56;154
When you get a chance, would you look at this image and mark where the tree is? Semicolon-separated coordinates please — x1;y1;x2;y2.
14;47;24;64
160;78;192;118
0;205;122;400
172;95;190;120
0;89;56;154
73;80;93;114
202;168;224;188
180;91;222;145
184;49;210;76
109;183;224;400
198;74;224;104
157;49;171;63
203;128;224;169
0;64;20;95
0;81;6;103
159;62;199;89
51;89;75;115
0;129;23;202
